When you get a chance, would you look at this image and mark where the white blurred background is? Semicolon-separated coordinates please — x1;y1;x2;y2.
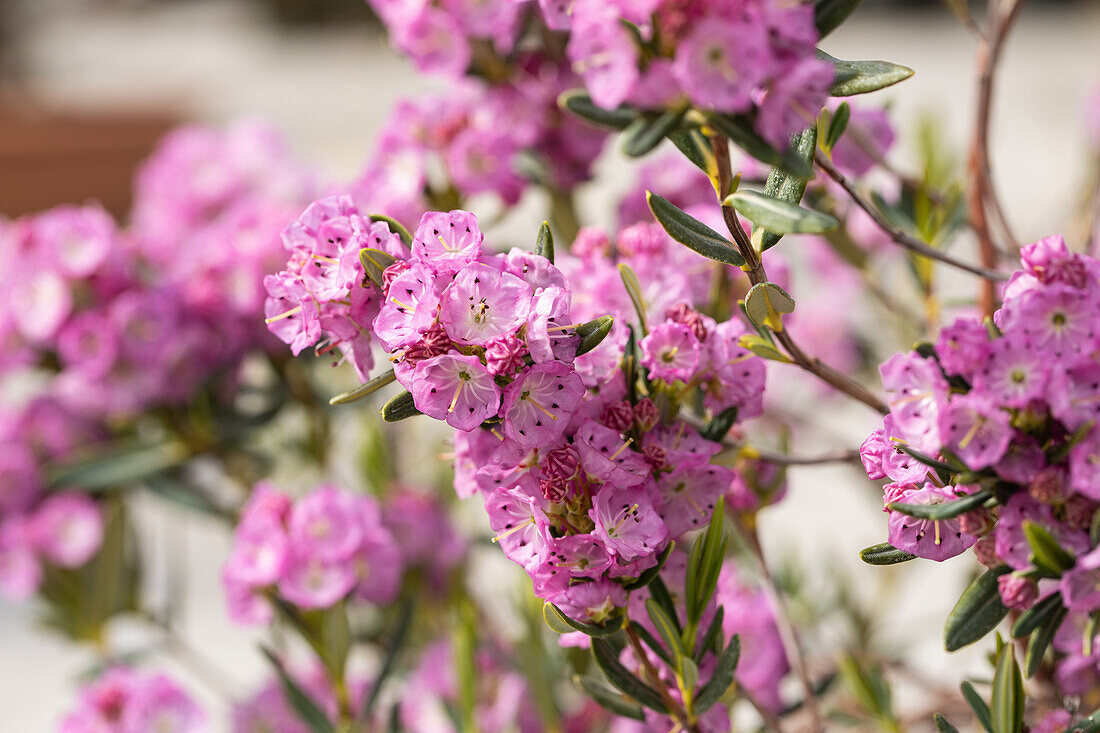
1;0;1099;729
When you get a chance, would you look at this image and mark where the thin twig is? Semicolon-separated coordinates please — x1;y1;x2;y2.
732;515;824;733
710;135;890;415
816;151;1008;283
968;0;1028;316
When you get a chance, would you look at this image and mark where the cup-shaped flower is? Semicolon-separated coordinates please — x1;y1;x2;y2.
410;353;502;431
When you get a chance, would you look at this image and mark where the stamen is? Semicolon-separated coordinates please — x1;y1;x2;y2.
934;519;942;546
389;297;414;311
957;418;984;450
527;396;559;421
492;517;534;543
608;437;634;461
610;503;640;534
491;428;506;441
546;323;585;332
310;254;340;264
265;305;301;323
448;381;465;413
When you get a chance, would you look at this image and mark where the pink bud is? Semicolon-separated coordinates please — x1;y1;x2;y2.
973;535;1000;568
601;400;634;432
1028;466;1068;504
633;398;660;432
997;573;1038;610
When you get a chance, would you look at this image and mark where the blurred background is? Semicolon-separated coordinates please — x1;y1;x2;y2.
1;0;1099;730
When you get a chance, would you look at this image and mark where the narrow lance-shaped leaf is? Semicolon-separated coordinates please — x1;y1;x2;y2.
738;334;794;363
359;247;397;290
859;542;918;566
694;606;725;663
535;220;554;263
380;391;421;422
820;50;915;96
645;601;687;665
622;540;674;591
823;102;850;152
261;647;336;733
888;489;991;520
543;602;624;637
591;638;669;713
961;681;993;733
330;369;397;406
558;90;637;130
1023;520;1076;575
934;713;961;733
622;107;688;158
369;214;412;246
944;566;1011;652
1011;591;1064;638
990;643;1024;733
667;128;719;184
618;263;649;336
693;635;740;713
575;676;647;721
646;192;745;267
576;315;615;357
632;623;675;668
726;190;839;235
49;441;190;492
700;406;738;444
757;126;819;251
705;113;813;178
1024;603;1068;678
815;0;864;37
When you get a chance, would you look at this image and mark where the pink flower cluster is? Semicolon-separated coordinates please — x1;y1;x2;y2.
558;0;833;147
0;493;102;600
861;235;1100;692
351;67;605;224
59;666;204;733
222;483;403;623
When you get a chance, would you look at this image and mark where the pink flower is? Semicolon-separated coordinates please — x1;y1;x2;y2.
937;393;1012;470
29;492;103;568
372;264;442;351
223;516;288;587
657;462;733;538
484;488;551;573
886;483;977;562
672;13;769;114
277;550;356;609
411;210;483;274
934;317;990;380
756;57;834;148
550;577;626;624
502;362;585;448
0;516;41;601
1061;545;1100;613
410;354;502;431
641;322;702;383
288;485;364;563
438;263;532;345
589;483;668;562
880;352;948;454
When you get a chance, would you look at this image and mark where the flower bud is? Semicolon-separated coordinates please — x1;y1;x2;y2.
665;302;709;341
642;444;667;472
485;335;526;376
997;573;1038;610
957;507;994;537
381;260;410;294
1064;495;1097;531
1028;466;1068;504
972;535;1000;568
633;398;659;432
601;400;634;432
540;476;569;503
542;446;580;481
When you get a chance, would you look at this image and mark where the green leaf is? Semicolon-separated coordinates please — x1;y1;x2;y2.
622;107;688;158
824;102;850;152
369;214;412;246
944;567;1011;652
744;282;796;332
646;192;745;267
887;490;991;520
1024;601;1067;677
1011;591;1063;638
558;90;636;130
49;441;189;492
815;0;864;37
380;391;421;422
361;598;415;720
359;247;397;290
261;647;336;733
694;634;740;713
960;681;993;733
667;128;718;180
694;606;724;663
576;315;615;357
726;190;839;234
645;601;687;664
859;542;918;565
934;713;961;733
839;655;895;724
591;638;669;713
543;602;624;637
648;576;681;636
1069;710;1100;732
535;220;554;263
738;334;794;363
757;126;819;251
575;676;647;721
618;263;650;336
686;500;727;627
622;541;674;591
990;643;1024;733
897;445;959;476
820;50;915;96
705;113;813;178
1023;520;1076;575
632;623;675;668
330;369;397;406
700;407;738;443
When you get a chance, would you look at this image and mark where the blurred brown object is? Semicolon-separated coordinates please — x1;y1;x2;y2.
0;103;180;219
